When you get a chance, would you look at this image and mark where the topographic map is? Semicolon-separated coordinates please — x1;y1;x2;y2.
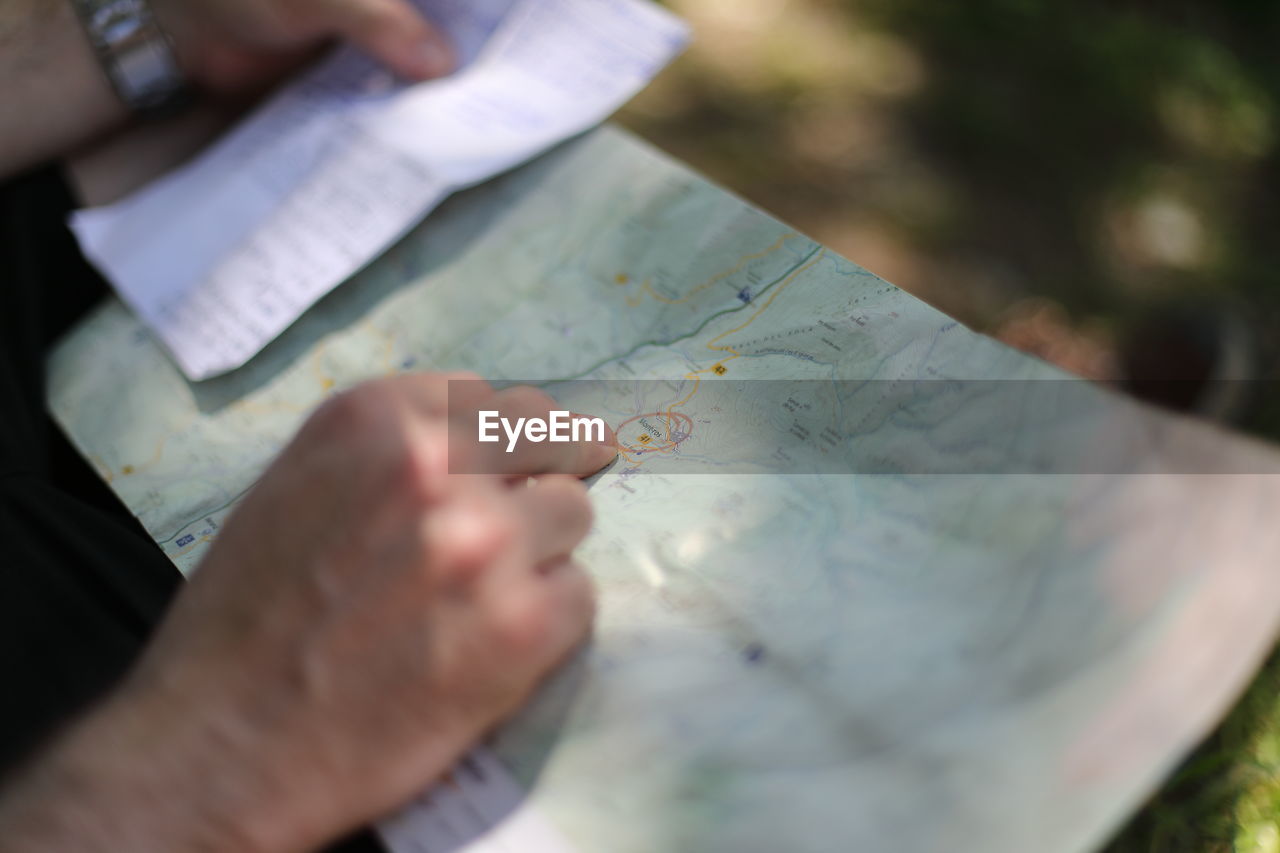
48;126;1280;852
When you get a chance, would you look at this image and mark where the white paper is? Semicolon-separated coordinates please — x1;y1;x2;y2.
376;748;574;853
71;0;689;380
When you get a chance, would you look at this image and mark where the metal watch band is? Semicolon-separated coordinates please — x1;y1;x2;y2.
69;0;191;115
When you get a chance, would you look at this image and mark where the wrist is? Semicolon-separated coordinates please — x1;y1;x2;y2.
0;683;279;853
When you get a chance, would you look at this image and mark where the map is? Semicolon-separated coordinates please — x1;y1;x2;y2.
48;126;1280;853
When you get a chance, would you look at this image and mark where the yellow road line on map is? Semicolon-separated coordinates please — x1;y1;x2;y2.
108;412;199;479
616;249;827;466
668;248;826;411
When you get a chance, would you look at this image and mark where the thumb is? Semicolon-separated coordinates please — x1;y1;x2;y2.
322;0;456;80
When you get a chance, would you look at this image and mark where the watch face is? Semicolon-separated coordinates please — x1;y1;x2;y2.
88;0;146;37
73;0;189;113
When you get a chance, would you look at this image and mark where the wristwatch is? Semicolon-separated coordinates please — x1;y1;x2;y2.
69;0;191;115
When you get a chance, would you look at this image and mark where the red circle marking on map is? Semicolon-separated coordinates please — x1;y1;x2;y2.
617;411;695;455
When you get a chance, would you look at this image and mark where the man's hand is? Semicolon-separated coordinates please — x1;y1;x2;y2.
154;0;457;96
0;374;615;853
0;0;454;178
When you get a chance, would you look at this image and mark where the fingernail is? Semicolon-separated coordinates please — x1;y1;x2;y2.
573;414;618;472
587;442;619;473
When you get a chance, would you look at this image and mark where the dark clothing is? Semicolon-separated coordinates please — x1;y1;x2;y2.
0;168;380;853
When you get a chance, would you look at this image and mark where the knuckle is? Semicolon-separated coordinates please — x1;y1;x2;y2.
430;539;486;588
493;595;555;655
308;382;436;497
477;500;522;551
397;423;450;507
428;499;522;586
441;374;495;427
480;508;522;564
308;383;395;440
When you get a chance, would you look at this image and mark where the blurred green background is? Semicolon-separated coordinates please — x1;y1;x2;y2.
618;1;1280;850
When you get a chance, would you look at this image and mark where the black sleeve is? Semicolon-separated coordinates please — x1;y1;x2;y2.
0;166;382;853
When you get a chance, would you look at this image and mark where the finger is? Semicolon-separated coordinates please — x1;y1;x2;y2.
511;475;593;564
421;481;518;588
320;0;456;80
531;560;597;668
486;557;596;671
480;387;618;478
570;412;619;474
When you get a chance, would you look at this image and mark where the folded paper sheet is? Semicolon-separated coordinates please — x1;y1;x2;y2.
377;749;574;853
70;0;688;380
